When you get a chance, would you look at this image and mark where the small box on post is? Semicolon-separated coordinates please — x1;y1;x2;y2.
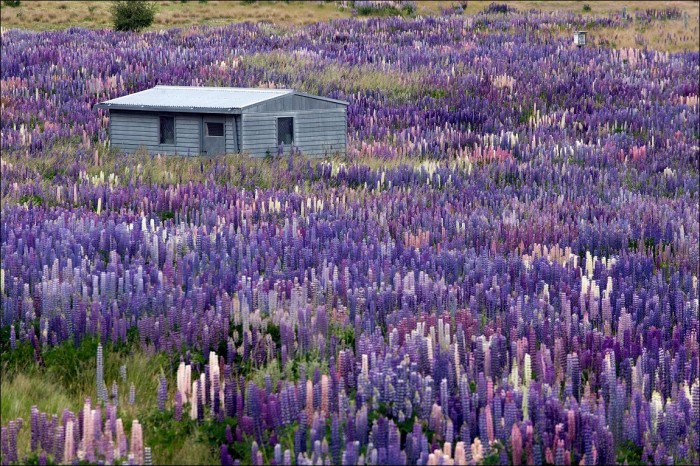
574;31;587;47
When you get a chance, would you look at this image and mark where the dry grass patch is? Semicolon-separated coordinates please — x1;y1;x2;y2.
1;0;353;30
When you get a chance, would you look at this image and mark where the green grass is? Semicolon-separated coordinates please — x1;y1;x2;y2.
0;329;219;465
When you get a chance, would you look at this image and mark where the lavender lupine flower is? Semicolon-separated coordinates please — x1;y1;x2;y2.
129;383;136;406
157;373;168;411
96;343;106;404
112;381;119;407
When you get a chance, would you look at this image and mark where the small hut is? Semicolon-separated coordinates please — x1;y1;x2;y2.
95;86;348;157
573;31;587;47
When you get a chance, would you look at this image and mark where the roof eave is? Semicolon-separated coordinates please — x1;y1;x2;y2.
95;103;242;114
293;91;350;106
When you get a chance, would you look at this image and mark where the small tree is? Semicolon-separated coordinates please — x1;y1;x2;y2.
111;0;157;32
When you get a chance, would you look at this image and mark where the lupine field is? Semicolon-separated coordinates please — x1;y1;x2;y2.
1;1;699;465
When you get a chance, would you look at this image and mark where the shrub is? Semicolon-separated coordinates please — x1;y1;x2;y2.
2;0;21;6
483;2;513;14
110;0;157;32
582;4;591;12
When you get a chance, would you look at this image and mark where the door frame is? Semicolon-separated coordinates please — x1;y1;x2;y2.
200;115;226;156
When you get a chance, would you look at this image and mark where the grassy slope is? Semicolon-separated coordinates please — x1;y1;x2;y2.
0;336;216;464
1;1;698;53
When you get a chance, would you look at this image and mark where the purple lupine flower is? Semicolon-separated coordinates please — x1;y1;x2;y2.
30;406;39;452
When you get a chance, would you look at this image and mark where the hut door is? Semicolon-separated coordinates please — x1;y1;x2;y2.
201;117;226;156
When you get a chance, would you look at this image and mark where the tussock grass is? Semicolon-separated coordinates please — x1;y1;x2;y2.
0;333;208;464
0;374;79;464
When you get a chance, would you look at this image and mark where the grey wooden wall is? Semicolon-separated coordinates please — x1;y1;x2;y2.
109;111;202;156
241;109;346;157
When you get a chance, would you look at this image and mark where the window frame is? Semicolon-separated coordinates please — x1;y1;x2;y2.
205;121;225;138
159;115;175;145
277;116;294;146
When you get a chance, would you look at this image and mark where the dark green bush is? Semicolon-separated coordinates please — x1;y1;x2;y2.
111;0;157;32
2;0;21;7
582;4;591;12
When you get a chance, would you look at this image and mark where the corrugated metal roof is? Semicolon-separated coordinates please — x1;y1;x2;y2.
95;85;348;114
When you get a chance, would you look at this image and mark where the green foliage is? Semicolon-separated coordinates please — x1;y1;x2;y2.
198;416;236;450
211;417;290;465
0;326;35;374
266;323;281;347
111;0;157;32
2;0;21;7
482;441;505;465
19;194;44;206
367;402;390;424
616;441;643;465
582;4;591;12
18;453;58;465
159;210;175;222
141;409;196;458
429;89;447;99
241;0;257;5
519;106;534;124
330;323;355;350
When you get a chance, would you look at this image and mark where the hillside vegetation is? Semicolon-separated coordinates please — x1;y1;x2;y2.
0;1;698;52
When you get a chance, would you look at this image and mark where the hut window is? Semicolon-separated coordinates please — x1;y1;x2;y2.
159;116;175;144
277;117;294;145
206;122;224;137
